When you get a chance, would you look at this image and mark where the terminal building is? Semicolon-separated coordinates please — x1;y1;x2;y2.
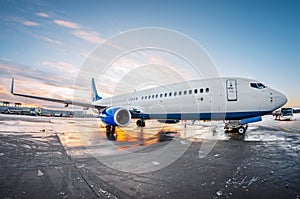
0;101;96;118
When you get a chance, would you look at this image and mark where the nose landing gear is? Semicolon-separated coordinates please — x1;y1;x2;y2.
224;120;248;135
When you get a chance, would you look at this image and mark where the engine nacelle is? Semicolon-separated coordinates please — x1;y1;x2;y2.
100;107;131;127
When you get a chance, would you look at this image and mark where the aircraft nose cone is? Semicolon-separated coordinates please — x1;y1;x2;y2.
276;92;288;108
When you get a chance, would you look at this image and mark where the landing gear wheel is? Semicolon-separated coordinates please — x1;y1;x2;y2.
106;125;116;140
237;126;246;135
136;120;146;127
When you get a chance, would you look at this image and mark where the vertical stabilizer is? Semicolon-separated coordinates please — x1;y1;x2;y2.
91;78;102;102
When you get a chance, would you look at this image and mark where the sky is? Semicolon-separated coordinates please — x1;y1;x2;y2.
0;0;299;108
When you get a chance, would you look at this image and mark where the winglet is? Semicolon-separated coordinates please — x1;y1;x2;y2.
91;78;102;102
11;78;14;94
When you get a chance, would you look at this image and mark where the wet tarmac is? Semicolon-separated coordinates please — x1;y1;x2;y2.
0;114;299;199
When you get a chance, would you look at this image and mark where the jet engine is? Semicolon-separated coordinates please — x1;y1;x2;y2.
100;107;131;126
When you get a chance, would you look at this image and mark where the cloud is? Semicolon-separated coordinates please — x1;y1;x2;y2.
73;30;104;44
0;87;7;93
22;20;40;26
0;60;84;108
39;36;62;45
0;60;76;89
52;18;104;44
33;34;62;45
8;17;40;27
35;12;50;18
41;61;79;73
53;19;80;29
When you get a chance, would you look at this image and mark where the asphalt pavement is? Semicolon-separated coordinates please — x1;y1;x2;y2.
0;114;299;199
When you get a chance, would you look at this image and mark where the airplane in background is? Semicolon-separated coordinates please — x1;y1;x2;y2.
10;77;287;136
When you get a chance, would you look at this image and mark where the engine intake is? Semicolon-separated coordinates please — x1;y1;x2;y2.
100;107;131;126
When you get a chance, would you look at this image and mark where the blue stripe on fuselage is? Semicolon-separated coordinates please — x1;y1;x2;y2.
131;111;271;120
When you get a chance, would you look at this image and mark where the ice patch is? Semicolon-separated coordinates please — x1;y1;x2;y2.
37;169;44;176
152;161;160;166
216;190;222;196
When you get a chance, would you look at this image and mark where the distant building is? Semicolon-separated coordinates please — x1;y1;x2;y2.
0;101;97;118
2;101;10;106
15;103;22;107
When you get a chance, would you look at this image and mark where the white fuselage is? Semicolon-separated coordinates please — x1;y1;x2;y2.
94;77;287;120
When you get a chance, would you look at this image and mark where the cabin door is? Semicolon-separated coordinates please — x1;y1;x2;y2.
226;79;237;101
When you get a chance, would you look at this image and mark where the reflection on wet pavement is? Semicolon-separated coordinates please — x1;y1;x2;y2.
1;114;300;159
1;114;300;157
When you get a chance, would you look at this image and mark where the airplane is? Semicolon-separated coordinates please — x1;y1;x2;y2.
10;77;287;136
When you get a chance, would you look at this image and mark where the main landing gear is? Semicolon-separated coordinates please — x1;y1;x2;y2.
106;125;116;140
136;119;146;127
224;120;248;135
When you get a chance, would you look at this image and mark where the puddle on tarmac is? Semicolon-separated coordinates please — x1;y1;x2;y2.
1;114;300;157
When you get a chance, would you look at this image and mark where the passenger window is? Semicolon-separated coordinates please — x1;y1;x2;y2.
156;94;158;98
152;95;154;99
142;96;144;100
160;94;163;98
189;90;192;94
148;95;151;99
200;88;203;93
194;89;198;94
179;91;182;95
184;90;187;95
165;93;167;97
206;88;209;93
174;92;177;96
169;92;172;97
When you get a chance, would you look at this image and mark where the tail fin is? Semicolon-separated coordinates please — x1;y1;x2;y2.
91;78;102;102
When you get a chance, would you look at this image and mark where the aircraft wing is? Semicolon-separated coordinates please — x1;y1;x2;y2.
10;79;106;109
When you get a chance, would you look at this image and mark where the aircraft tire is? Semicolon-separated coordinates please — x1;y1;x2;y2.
237;126;246;135
136;120;146;127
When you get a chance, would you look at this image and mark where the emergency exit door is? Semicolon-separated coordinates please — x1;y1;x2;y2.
226;79;237;101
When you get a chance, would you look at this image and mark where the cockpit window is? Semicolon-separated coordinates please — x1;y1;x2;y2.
250;82;266;89
250;83;258;88
257;83;266;89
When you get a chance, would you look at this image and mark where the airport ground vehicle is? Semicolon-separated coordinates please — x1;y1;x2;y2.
280;108;293;120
